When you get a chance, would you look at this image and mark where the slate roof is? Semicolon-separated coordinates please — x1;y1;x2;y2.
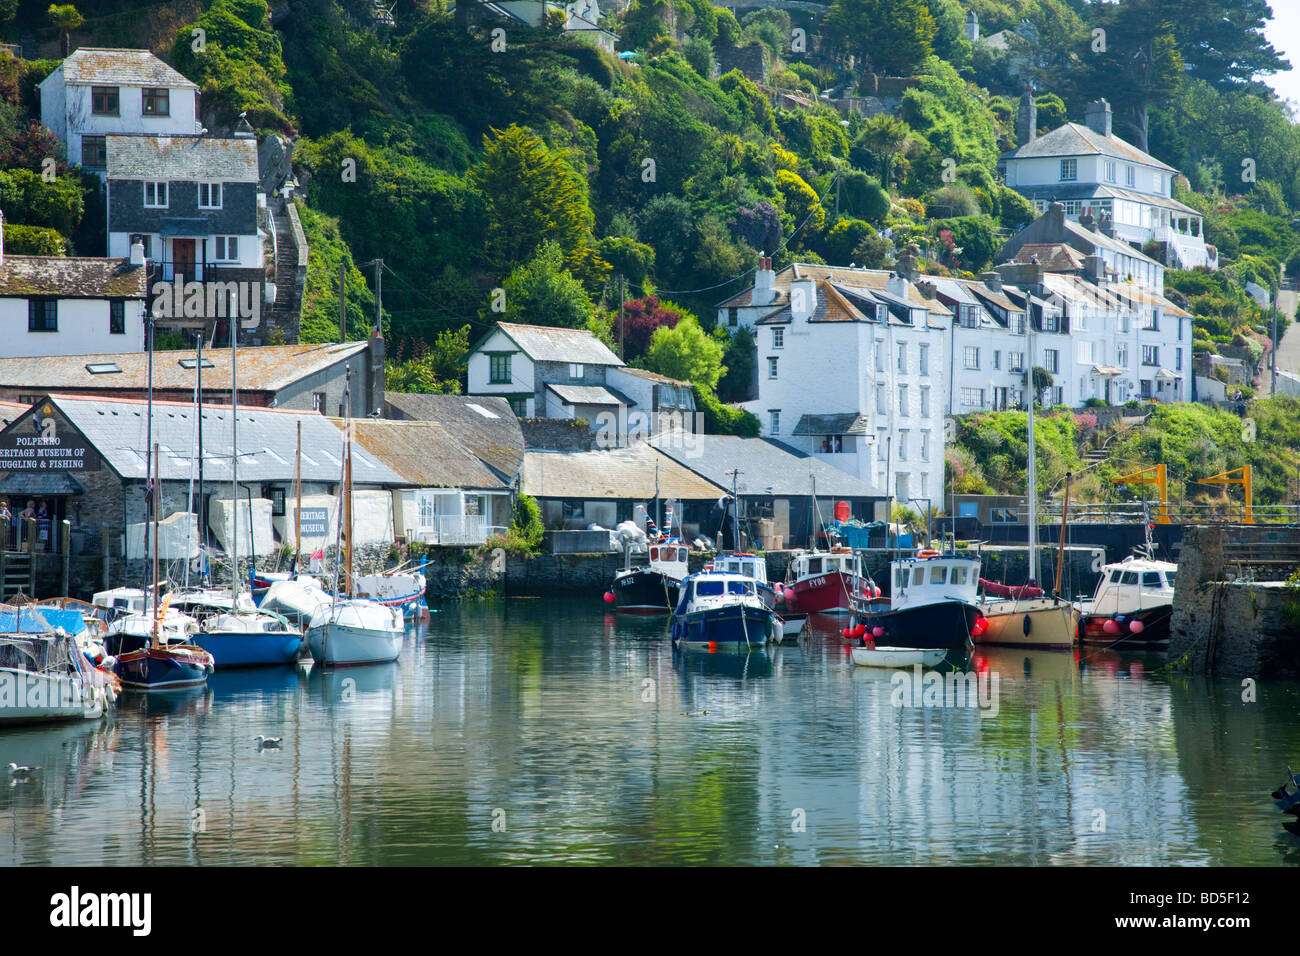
1003;122;1176;172
545;383;633;407
486;322;624;365
0;343;369;394
718;264;951;318
7;395;404;485
649;433;885;498
383;392;523;482
521;444;725;500
1013;181;1200;216
1009;243;1088;272
0;256;148;298
41;49;199;89
341;419;507;490
791;413;870;436
106;135;259;183
612;366;691;387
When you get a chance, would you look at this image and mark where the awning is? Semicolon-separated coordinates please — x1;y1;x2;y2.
1091;365;1124;377
0;473;85;496
161;218;212;237
793;413;870;436
1156;368;1180;380
546;383;634;407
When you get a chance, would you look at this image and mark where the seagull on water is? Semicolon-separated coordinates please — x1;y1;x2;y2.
7;762;38;780
256;735;283;750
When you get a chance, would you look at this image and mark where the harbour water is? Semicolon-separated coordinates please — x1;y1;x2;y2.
3;598;1298;866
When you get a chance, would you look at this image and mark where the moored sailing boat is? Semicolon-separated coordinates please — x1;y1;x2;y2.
306;369;403;666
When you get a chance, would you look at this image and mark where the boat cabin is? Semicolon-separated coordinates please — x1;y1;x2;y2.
649;543;689;578
789;549;859;581
1086;557;1176;615
890;555;980;610
92;587;145;617
711;552;769;584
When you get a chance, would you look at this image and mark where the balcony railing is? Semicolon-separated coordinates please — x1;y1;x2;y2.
147;260;247;283
413;514;488;546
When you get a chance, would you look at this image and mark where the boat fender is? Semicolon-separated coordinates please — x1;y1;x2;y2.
842;627;852;639
918;549;940;559
1022;614;1032;636
1129;619;1145;634
872;626;884;638
1102;619;1120;635
603;591;615;603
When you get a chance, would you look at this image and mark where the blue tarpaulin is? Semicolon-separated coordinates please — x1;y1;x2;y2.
0;607;86;635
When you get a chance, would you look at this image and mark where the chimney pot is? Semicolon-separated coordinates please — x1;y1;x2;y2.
1085;98;1112;138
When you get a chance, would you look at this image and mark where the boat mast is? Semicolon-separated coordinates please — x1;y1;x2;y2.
810;473;818;551
295;420;302;576
343;370;354;597
184;336;200;592
730;469;741;551
230;290;240;605
152;442;161;650
1026;314;1037;583
1055;470;1071;595
196;332;207;583
145;310;154;597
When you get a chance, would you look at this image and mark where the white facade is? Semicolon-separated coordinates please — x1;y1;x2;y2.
0;294;146;357
728;263;949;507
38;49;200;176
467;327;538;415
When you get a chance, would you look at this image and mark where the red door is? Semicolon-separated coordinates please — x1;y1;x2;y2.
173;238;196;281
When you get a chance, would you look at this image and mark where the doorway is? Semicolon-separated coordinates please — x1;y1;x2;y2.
173;238;196;280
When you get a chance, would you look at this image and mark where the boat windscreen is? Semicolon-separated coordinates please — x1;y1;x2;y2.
727;580;754;595
696;580;726;596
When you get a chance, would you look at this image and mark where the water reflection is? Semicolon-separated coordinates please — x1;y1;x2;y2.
0;599;1296;866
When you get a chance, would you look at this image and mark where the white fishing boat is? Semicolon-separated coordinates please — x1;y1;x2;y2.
261;575;332;628
850;645;947;668
0;629;115;724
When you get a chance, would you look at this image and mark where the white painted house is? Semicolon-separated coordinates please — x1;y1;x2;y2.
721;257;951;507
466;322;696;440
0;211;149;358
1002;97;1216;271
38;48;201;178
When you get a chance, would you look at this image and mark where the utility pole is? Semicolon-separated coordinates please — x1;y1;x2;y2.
339;259;347;343
618;274;625;360
1271;266;1283;395
370;258;383;336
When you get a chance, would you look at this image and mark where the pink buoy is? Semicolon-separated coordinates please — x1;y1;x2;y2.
1129;619;1145;634
603;591;615;603
872;626;884;638
1103;619;1120;635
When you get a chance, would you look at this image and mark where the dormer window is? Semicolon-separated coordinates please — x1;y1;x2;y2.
1060;159;1077;181
142;88;170;116
198;183;222;209
92;86;119;115
143;181;168;208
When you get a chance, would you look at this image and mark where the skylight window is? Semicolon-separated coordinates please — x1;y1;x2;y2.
466;403;499;419
178;358;215;369
86;362;121;374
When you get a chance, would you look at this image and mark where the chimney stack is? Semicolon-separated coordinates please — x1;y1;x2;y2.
980;270;1003;293
1016;88;1037;145
789;276;817;321
1047;201;1066;233
129;239;145;267
1085;99;1112;138
1084;254;1106;282
965;10;979;43
753;254;777;306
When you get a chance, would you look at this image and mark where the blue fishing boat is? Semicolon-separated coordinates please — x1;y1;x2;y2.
193;611;303;668
114;644;213;690
670;571;777;648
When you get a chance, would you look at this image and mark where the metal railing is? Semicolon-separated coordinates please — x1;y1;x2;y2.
413;514;488;545
147;261;246;283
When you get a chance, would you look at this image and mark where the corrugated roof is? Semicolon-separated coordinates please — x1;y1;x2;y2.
41;48;199;89
106;135;259;182
522;444;725;500
383;392;523;481
4;395;404;485
0;342;369;394
491;322;624;365
0;255;148;298
342;419;507;490
1003;122;1176;172
649;434;884;498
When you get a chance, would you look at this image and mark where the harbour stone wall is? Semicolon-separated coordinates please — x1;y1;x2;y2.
1168;525;1300;678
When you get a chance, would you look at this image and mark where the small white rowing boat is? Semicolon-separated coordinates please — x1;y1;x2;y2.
851;646;947;668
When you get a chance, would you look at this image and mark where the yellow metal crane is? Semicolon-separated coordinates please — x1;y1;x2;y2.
1197;465;1253;524
1111;464;1170;524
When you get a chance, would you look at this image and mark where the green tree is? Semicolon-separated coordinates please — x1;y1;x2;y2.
717;325;755;402
645;315;725;389
469;124;608;286
498;240;593;329
827;0;936;76
47;4;83;57
774;169;826;246
386;325;471;394
852;115;913;187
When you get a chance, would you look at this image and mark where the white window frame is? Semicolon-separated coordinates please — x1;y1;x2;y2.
1060;159;1077;181
143;181;168;208
772;328;784;349
768;356;779;379
920;386;930;417
769;410;780;435
964;346;979;370
920;430;930;462
198;182;222;209
918;344;928;375
214;236;239;261
898;384;908;416
568;362;584;379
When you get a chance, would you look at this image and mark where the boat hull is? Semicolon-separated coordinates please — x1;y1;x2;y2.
977;600;1080;649
193;631;304;668
613;568;681;613
307;623;402;666
0;669;106;723
782;571;855;616
849;599;980;649
672;603;775;647
851;646;947;668
1079;604;1173;644
114;646;213;690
